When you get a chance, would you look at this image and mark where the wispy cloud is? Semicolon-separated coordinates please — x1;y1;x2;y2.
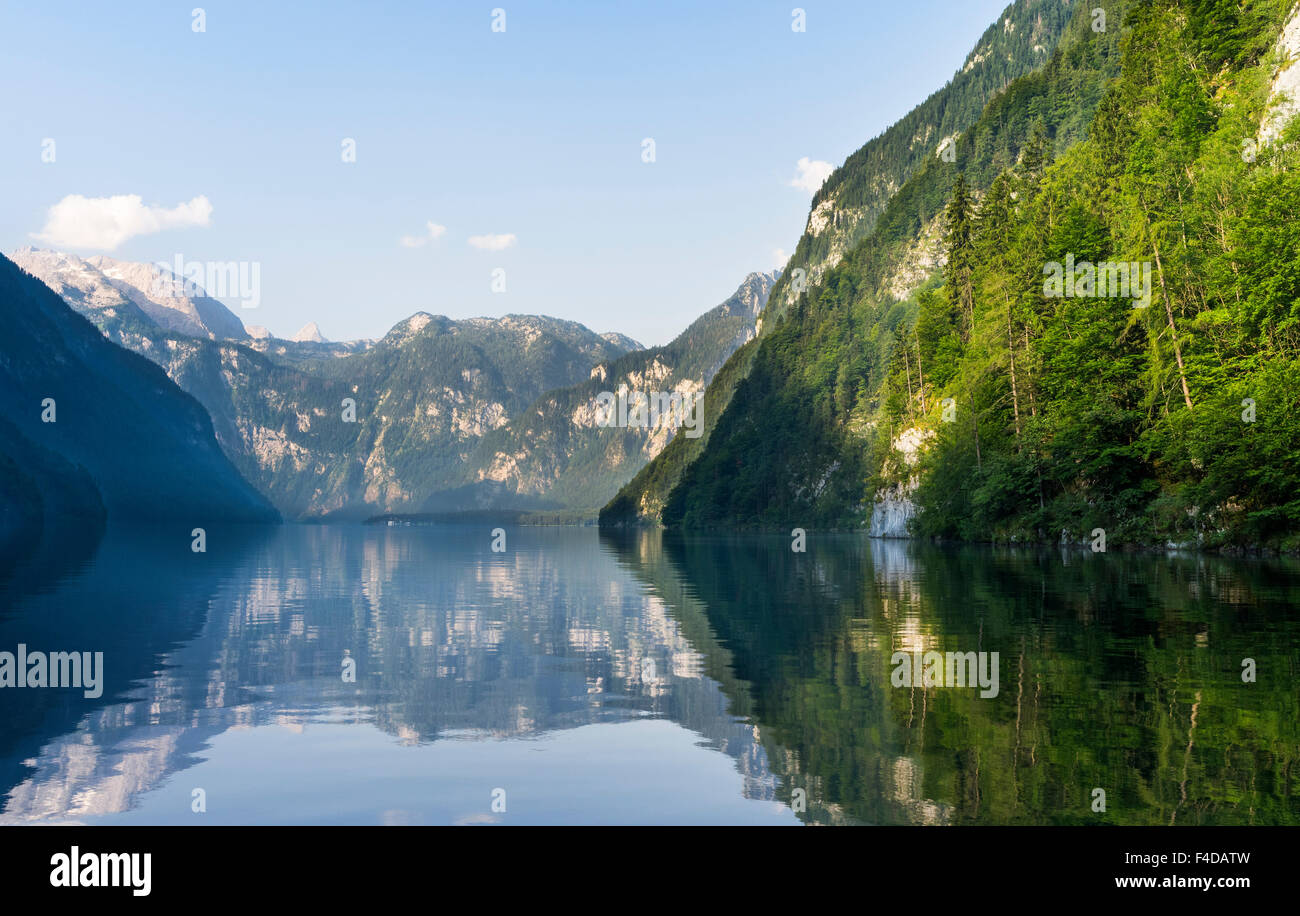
32;194;212;251
468;233;517;251
399;221;447;248
788;157;833;195
771;248;789;269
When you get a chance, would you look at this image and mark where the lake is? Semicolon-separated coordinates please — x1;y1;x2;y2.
1;523;1296;825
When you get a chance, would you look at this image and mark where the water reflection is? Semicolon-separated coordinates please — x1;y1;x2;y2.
604;531;1300;825
1;525;1296;825
0;525;790;825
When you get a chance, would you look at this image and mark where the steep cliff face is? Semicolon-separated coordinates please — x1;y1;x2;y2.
868;428;933;538
1260;3;1300;144
0;254;278;533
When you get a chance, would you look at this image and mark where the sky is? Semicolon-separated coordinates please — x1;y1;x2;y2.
1;0;1012;346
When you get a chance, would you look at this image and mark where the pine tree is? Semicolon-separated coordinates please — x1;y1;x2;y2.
945;173;976;340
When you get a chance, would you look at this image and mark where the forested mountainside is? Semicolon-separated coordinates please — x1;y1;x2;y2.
789;0;1076;297
602;0;1083;526
607;0;1300;553
0;254;278;550
449;271;776;512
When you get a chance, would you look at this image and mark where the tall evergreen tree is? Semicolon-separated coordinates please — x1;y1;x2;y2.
945;172;976;340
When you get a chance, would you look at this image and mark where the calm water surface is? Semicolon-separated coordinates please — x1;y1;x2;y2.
0;524;1296;825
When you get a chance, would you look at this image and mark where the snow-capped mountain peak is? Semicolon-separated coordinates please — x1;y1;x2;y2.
7;247;248;341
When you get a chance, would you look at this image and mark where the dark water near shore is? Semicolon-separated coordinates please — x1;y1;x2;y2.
0;524;1296;825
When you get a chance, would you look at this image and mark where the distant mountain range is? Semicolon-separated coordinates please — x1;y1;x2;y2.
452;271;776;511
9;247;768;520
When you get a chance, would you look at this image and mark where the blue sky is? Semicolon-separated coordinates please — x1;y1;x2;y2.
2;1;1011;345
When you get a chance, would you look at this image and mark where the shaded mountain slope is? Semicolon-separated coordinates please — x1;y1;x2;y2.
0;254;278;535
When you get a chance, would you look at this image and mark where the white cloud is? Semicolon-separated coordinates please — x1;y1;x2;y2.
468;233;517;251
399;221;448;248
788;157;834;195
771;248;789;268
32;194;212;251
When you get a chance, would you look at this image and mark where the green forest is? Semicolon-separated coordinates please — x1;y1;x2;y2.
605;0;1300;552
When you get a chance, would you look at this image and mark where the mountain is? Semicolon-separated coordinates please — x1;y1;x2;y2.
779;0;1077;305
447;271;777;511
292;322;327;343
19;242;766;519
606;0;1300;551
600;331;644;352
0;253;278;546
10;248;249;341
88;253;250;340
601;0;1081;526
0;416;103;557
246;331;373;363
7;266;642;518
290;312;643;517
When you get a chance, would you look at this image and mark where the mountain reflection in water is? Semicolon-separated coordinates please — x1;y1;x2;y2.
0;524;1296;825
